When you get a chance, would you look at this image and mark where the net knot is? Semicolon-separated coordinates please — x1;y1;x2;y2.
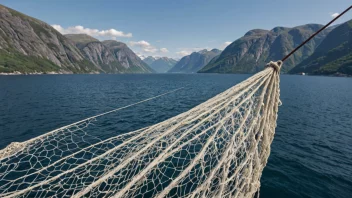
266;61;282;72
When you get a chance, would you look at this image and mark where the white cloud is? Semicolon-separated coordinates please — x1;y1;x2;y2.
52;25;65;33
160;48;169;53
221;41;232;49
331;13;339;18
129;40;157;53
176;50;192;56
99;29;132;37
129;40;151;48
143;48;158;53
129;40;168;54
51;24;132;38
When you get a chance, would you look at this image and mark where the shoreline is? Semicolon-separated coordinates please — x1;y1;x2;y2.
0;71;63;75
0;71;100;75
0;71;350;77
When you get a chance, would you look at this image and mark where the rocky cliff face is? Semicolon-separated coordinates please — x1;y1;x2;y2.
0;4;154;74
0;5;97;73
66;35;154;73
168;49;221;73
199;24;333;73
143;56;177;73
290;20;352;75
102;40;154;73
76;41;121;73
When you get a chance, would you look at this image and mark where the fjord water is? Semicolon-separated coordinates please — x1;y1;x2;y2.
0;74;351;198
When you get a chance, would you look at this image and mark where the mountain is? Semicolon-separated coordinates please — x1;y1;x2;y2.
199;24;334;73
168;49;222;73
150;57;177;73
101;40;154;73
143;56;157;65
143;56;177;73
66;34;154;73
0;4;153;74
289;20;352;75
0;4;97;74
65;34;117;73
65;34;99;48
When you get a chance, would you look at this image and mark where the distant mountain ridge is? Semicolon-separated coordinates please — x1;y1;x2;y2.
289;20;352;75
143;56;157;65
0;4;153;74
168;49;222;73
199;24;334;73
142;56;177;73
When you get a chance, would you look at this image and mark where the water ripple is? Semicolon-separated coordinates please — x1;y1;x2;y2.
0;74;351;198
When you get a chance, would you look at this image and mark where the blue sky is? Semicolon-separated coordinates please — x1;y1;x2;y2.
2;0;351;58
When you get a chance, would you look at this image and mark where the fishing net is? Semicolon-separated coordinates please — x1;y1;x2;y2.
0;61;282;198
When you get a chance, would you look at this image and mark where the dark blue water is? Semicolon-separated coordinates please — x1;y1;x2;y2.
0;74;351;198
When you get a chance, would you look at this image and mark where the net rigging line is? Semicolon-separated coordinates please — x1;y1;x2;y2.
0;5;351;198
0;87;185;160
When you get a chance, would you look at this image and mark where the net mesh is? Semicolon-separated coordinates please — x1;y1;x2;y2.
0;61;282;198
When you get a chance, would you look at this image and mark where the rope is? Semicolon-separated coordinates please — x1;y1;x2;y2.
0;87;184;160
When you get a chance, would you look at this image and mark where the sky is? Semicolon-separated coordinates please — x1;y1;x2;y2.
2;0;351;59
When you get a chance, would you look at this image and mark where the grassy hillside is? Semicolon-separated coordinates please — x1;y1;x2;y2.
290;20;352;75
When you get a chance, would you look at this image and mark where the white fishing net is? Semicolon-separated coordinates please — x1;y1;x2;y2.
0;61;282;198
